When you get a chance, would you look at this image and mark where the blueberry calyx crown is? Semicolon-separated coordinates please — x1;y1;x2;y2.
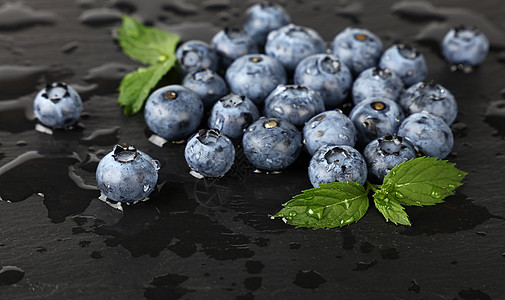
454;25;480;39
221;94;245;107
181;50;202;67
370;101;387;111
41;82;70;103
397;44;420;59
282;85;309;93
192;69;215;81
285;24;310;37
419;81;446;101
372;67;392;80
263;119;279;129
259;1;275;9
224;27;247;39
354;33;369;42
249;56;263;63
378;134;408;156
197;128;221;145
320;56;341;74
163;91;178;100
324;146;350;164
113;145;138;162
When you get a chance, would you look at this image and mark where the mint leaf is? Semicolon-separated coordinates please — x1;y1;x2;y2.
118;57;176;114
381;157;467;206
373;190;411;225
118;15;179;65
272;181;369;229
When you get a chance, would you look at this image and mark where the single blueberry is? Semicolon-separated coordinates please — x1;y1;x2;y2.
441;25;489;71
303;110;357;156
144;85;204;141
349;98;405;147
225;54;287;106
33;82;83;128
363;134;417;182
243;1;291;45
264;85;325;127
175;40;218;74
294;54;352;108
96;145;160;202
211;27;259;67
331;27;383;75
182;68;228;110
208;94;260;141
308;145;367;187
399;81;457;125
184;129;235;178
378;44;428;87
352;66;404;105
265;23;326;71
242;117;302;171
397;112;453;159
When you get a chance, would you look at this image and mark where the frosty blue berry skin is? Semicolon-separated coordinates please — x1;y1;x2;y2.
379;44;428;87
33;82;83;128
264;85;325;127
349;98;405;147
363;134;417;182
397;112;453;159
208;94;260;141
184;129;235;178
331;27;383;75
294;54;352;109
242;117;302;171
308;145;367;188
303;110;357;156
144;85;203;141
96;145;160;202
399;81;458;125
441;25;489;70
352;66;404;105
265;23;326;71
225;54;287;105
182;69;228;110
243;1;291;45
211;27;259;67
175;40;218;74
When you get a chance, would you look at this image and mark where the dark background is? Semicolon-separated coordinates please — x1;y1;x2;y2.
1;0;505;299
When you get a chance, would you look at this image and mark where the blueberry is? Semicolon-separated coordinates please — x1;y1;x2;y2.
184;129;235;178
265;23;326;71
294;54;352;108
331;27;383;75
208;94;260;141
243;1;291;45
33;82;83;128
242;117;302;171
96;145;160;202
441;25;489;71
378;44;428;87
352;66;404;105
308;145;367;187
303;110;357;156
144;85;204;141
264;85;325;127
363;134;417;182
182;69;228;110
399;81;457;125
175;40;218;74
349;98;405;147
211;27;259;67
397;112;453;159
225;54;287;105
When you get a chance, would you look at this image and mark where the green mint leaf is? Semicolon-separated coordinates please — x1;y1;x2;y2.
118;15;179;65
271;181;369;229
381;156;467;206
118;57;176;114
373;190;411;226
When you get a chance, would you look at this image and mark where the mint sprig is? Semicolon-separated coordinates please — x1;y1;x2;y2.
117;16;180;115
272;157;467;228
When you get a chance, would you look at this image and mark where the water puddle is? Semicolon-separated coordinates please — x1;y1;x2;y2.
144;273;192;300
0;2;57;30
293;270;326;289
111;0;197;25
79;8;122;26
484;99;505;137
82;62;136;94
0;266;25;285
0;65;47;100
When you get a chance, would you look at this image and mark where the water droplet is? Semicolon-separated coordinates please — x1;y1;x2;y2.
143;185;150;192
431;187;442;198
395;191;405;199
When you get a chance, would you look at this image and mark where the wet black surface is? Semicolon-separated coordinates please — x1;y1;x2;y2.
1;0;505;299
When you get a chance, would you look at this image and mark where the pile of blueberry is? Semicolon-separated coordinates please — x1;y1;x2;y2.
33;2;490;203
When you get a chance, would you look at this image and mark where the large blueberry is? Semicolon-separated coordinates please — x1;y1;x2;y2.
182;69;228;110
243;1;291;45
175;40;218;74
397;112;453;159
308;145;367;187
211;27;259;67
379;44;428;87
208;94;260;141
294;54;352;108
441;25;489;70
264;85;325;127
352;66;404;105
33;82;83;128
225;54;287;105
96;145;160;202
399;81;457;125
331;27;383;75
144;85;203;141
303;110;357;156
242;117;302;171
